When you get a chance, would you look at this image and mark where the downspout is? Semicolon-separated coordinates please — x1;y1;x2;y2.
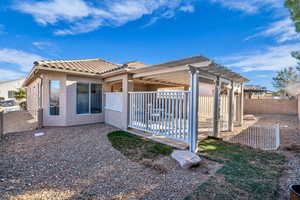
36;72;43;109
36;73;44;128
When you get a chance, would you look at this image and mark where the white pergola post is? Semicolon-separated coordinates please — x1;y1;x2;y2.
213;77;221;138
188;68;199;153
228;81;235;132
237;83;244;126
122;74;134;130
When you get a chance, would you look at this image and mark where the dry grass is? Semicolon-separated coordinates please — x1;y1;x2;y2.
185;138;286;200
107;131;173;161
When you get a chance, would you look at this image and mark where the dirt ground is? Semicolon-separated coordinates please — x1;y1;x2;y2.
3;111;37;134
0;123;222;200
208;114;300;199
248;114;300;200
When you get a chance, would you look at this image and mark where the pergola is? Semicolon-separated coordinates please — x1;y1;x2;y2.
103;56;249;152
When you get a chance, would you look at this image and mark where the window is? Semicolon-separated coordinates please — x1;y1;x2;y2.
8;90;15;98
76;83;102;114
49;80;60;115
91;84;102;113
77;83;90;114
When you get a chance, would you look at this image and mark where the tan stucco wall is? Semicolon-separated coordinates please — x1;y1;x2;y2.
244;99;298;115
26;77;41;119
28;72;105;127
199;83;214;96
42;72;67;126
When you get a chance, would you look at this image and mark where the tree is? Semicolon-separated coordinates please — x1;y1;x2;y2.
14;88;26;101
272;67;299;95
285;0;300;63
292;51;300;65
285;0;300;32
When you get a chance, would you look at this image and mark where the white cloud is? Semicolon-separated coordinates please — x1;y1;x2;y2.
0;69;24;81
0;48;44;72
246;18;300;43
179;5;195;13
209;0;283;13
14;0;103;25
221;43;300;72
32;41;54;50
54;16;104;35
14;0;190;35
13;0;288;35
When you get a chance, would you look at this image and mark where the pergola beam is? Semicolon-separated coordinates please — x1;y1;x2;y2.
138;77;185;87
198;63;246;82
132;65;188;79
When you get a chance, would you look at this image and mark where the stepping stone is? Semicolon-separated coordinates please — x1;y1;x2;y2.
171;150;202;169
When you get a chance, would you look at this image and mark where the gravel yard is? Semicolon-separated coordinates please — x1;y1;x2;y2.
0;123;221;200
1;113;299;199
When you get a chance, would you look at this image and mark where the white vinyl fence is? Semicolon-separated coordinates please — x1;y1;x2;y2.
228;124;280;150
198;95;229;132
129;91;191;142
105;92;122;112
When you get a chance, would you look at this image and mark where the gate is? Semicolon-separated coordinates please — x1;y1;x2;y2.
129;91;191;142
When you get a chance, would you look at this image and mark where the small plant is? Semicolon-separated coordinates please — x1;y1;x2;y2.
14;88;26;100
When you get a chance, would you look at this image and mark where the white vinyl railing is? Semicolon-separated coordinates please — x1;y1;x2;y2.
129;91;191;142
228;124;280;150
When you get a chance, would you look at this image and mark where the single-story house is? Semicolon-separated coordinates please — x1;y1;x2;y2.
23;56;248;152
244;85;267;99
0;78;25;101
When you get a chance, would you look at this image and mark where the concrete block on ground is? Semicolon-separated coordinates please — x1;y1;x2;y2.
171;150;202;169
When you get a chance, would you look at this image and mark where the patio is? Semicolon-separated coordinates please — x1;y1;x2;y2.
103;56;248;152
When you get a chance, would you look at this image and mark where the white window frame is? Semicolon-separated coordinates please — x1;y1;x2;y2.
76;82;103;115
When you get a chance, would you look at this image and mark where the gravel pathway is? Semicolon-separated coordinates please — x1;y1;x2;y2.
0;123;220;200
3;111;37;134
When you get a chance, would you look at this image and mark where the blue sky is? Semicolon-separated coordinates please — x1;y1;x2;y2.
0;0;299;90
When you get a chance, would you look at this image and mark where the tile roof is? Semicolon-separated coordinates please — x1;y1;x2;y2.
244;85;266;91
35;58;122;75
123;61;148;69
